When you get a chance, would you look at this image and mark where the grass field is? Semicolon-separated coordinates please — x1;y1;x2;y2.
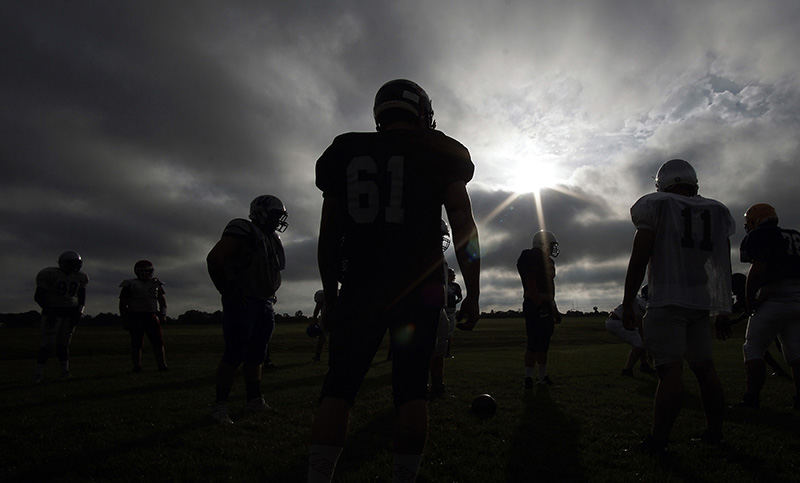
1;316;799;482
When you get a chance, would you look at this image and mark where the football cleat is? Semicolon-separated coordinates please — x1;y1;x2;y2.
245;396;271;412
538;375;554;386
211;403;234;424
524;377;534;389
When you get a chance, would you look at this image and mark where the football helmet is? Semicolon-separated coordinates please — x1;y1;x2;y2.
58;251;83;272
744;203;778;233
249;195;288;233
374;79;436;131
532;230;559;258
441;219;451;251
654;159;698;192
134;260;155;280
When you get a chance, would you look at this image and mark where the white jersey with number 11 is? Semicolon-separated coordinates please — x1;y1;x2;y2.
631;192;735;313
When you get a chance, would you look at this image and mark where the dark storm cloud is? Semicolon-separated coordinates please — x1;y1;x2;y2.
2;1;799;315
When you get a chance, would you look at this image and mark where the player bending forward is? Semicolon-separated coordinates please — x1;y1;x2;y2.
623;159;734;452
309;79;480;483
606;286;654;376
737;203;800;410
33;251;89;383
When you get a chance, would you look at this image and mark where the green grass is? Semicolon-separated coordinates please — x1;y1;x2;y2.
1;317;799;482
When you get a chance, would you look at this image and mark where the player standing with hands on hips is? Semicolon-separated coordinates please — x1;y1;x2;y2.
308;79;481;483
206;195;287;424
623;159;734;453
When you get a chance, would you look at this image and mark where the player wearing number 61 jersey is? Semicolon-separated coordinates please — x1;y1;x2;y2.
309;79;481;483
623;158;734;453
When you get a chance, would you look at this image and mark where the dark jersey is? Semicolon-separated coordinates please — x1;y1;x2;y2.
516;248;555;300
446;282;462;309
316;128;473;308
740;222;800;283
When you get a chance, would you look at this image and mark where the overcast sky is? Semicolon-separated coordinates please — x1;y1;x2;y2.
2;1;799;317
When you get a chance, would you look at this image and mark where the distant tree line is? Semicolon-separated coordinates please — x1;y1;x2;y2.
1;306;610;328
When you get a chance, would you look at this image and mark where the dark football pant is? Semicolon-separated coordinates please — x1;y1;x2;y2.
321;298;440;407
523;299;555;352
221;296;275;366
127;312;167;370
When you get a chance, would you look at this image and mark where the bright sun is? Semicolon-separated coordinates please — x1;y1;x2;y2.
505;157;562;194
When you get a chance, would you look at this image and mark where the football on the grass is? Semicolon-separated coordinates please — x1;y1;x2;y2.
471;394;497;418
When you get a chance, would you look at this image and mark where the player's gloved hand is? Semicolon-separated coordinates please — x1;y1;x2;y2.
455;295;479;331
714;314;732;341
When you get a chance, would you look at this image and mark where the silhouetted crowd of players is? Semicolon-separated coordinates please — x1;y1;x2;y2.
31;79;800;482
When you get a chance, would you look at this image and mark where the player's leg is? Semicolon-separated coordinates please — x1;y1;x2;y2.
242;299;275;410
652;362;683;445
129;315;145;372
641;307;688;449
309;302;385;482
429;309;449;397
143;313;168;371
55;315;76;377
775;307;800;409
741;303;779;408
34;313;58;382
213;296;250;423
523;301;539;388
686;310;724;441
533;311;555;385
389;304;439;482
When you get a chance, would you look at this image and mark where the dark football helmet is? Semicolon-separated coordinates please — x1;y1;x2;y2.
134;260;155;280
250;195;288;233
744;203;778;233
58;251;83;272
532;230;559;258
373;79;436;131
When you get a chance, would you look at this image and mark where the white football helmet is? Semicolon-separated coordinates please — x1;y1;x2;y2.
532;230;559;258
441;219;451;251
249;195;288;232
654;159;697;192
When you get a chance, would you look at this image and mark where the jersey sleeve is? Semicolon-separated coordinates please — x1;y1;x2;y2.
79;272;89;287
436;132;474;186
223;218;255;238
315;135;347;198
630;195;658;231
36;268;54;289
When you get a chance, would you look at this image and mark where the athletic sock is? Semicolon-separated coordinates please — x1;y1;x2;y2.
392;453;422;483
308;444;343;483
525;367;535;378
538;364;547;380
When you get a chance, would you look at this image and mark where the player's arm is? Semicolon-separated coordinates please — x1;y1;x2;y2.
34;287;47;309
745;259;768;313
312;301;322;320
119;286;130;316
444;180;480;330
622;228;654;330
318;197;344;318
157;286;167;321
76;285;86;316
206;235;244;295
